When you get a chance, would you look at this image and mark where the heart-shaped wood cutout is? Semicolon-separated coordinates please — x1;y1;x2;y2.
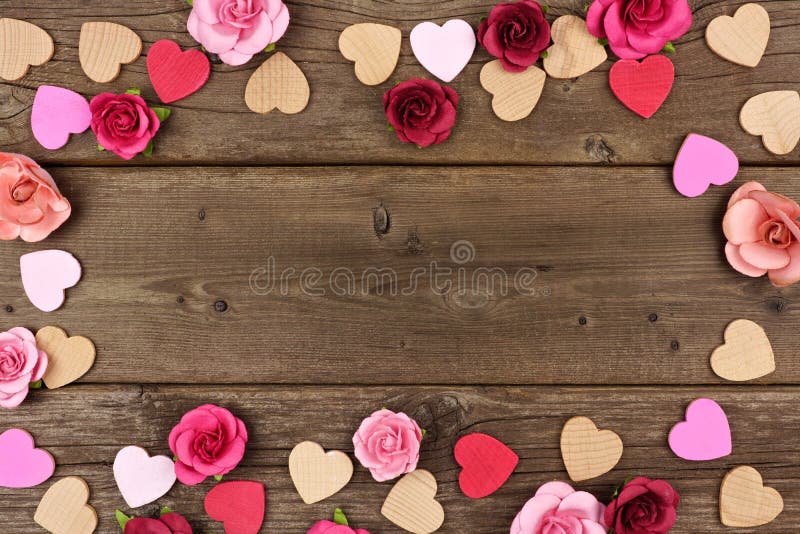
79;22;142;83
382;469;444;534
339;23;401;86
720;466;783;527
740;90;800;155
36;326;96;389
711;319;775;382
288;441;352;504
34;477;98;534
561;416;623;482
245;52;310;115
480;60;545;122
0;18;54;81
706;3;770;68
544;15;607;79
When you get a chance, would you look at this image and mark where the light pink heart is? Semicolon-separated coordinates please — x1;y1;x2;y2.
113;446;177;508
20;250;82;312
673;134;739;198
410;20;475;83
669;398;732;461
31;86;91;150
0;429;55;488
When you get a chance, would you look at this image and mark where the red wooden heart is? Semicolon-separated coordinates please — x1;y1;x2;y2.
454;433;518;498
204;480;265;534
147;40;210;104
609;55;674;119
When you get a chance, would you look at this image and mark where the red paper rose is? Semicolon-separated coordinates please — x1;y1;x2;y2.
90;92;162;160
384;79;458;148
124;513;193;534
478;1;551;72
605;477;679;534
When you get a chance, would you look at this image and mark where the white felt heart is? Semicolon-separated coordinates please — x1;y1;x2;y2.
113;446;176;508
410;20;475;83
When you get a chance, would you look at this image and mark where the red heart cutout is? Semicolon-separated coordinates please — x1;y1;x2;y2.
204;480;265;534
609;55;674;119
147;40;210;104
454;433;518;498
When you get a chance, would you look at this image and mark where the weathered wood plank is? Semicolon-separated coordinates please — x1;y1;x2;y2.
1;0;798;165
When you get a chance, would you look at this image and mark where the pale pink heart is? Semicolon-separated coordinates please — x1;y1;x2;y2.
410;20;476;83
0;429;55;488
20;250;82;312
673;134;739;198
113;446;177;508
31;86;91;150
669;398;732;461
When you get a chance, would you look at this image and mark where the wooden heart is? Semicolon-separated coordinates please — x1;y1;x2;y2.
79;22;142;83
711;319;775;382
560;416;623;482
740;90;800;155
339;23;401;86
37;326;96;389
0;18;54;81
34;477;98;534
288;441;352;504
480;60;545;122
382;470;444;534
706;3;770;68
245;52;310;115
720;466;783;527
544;15;607;79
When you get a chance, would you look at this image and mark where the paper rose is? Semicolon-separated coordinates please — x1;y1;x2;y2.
187;0;290;66
604;477;679;534
0;153;71;242
586;0;692;59
478;1;551;72
0;327;48;409
307;521;369;534
511;481;607;534
353;409;423;482
90;92;165;160
124;513;193;534
723;181;800;287
384;79;459;148
168;404;248;485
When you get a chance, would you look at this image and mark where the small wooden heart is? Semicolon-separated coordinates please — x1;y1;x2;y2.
245;52;310;115
382;469;444;534
544;15;607;79
34;477;98;534
711;319;775;382
480;60;545;122
740;90;800;155
0;18;54;81
560;416;623;482
720;466;783;527
706;3;770;68
79;22;142;83
36;326;96;389
288;441;352;504
339;23;401;86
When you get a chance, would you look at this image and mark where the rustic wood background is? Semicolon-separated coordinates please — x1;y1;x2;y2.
1;0;799;532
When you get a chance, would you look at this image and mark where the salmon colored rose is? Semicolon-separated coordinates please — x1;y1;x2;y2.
511;481;607;534
0;327;48;409
90;93;161;160
353;409;422;482
604;477;679;534
723;181;800;287
478;1;551;72
124;513;193;534
0;153;70;242
384;79;459;148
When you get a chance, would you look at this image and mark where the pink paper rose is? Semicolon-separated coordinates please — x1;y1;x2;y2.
169;404;248;485
0;327;48;409
188;0;290;66
511;481;607;534
723;181;800;287
353;409;422;482
0;153;71;242
307;520;369;534
586;0;692;59
90;93;161;160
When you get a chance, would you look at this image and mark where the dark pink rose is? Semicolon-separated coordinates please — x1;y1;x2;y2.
384;79;458;148
124;513;193;534
478;1;551;72
90;93;161;160
0;327;47;409
605;477;680;534
307;520;369;534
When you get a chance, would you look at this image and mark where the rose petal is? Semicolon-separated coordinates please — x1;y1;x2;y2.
234;12;272;54
722;198;769;244
558;491;605;521
192;0;224;25
514;494;562;532
174;459;207;485
739;241;791;270
218;48;254;66
728;181;766;208
768;242;800;287
197;21;240;54
535;481;575;499
725;242;767;277
625;26;668;55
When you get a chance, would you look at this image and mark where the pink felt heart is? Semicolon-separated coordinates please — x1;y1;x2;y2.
410;20;475;83
609;55;674;119
20;250;82;312
669;398;732;461
0;429;55;488
673;134;739;198
31;86;91;150
455;433;518;499
205;480;265;534
147;40;211;104
113;446;177;508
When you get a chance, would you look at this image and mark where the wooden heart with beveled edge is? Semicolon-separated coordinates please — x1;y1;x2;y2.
710;319;775;382
34;477;98;534
37;326;96;389
480;60;545;122
0;18;54;81
382;469;445;534
288;441;352;504
245;52;310;115
706;3;770;68
560;416;623;482
720;466;783;527
740;90;800;155
79;22;142;83
339;23;401;86
544;15;607;79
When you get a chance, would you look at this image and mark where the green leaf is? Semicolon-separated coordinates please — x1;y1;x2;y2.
160;506;173;516
421;428;427;437
172;455;178;462
663;41;676;54
584;3;590;13
29;380;43;390
540;51;549;59
386;124;394;132
116;510;132;531
125;88;141;96
187;0;193;5
542;4;550;13
151;107;172;122
598;38;608;46
333;508;349;526
97;144;106;152
214;474;223;482
142;140;154;158
264;43;276;53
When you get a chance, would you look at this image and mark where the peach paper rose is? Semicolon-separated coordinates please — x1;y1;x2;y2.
0;327;48;409
353;409;422;482
511;481;607;534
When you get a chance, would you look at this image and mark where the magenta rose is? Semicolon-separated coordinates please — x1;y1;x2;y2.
353;409;422;482
90;93;161;160
124;513;193;534
478;1;551;72
384;79;458;148
586;0;692;59
307;520;369;534
605;477;680;534
169;404;248;485
0;327;47;409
